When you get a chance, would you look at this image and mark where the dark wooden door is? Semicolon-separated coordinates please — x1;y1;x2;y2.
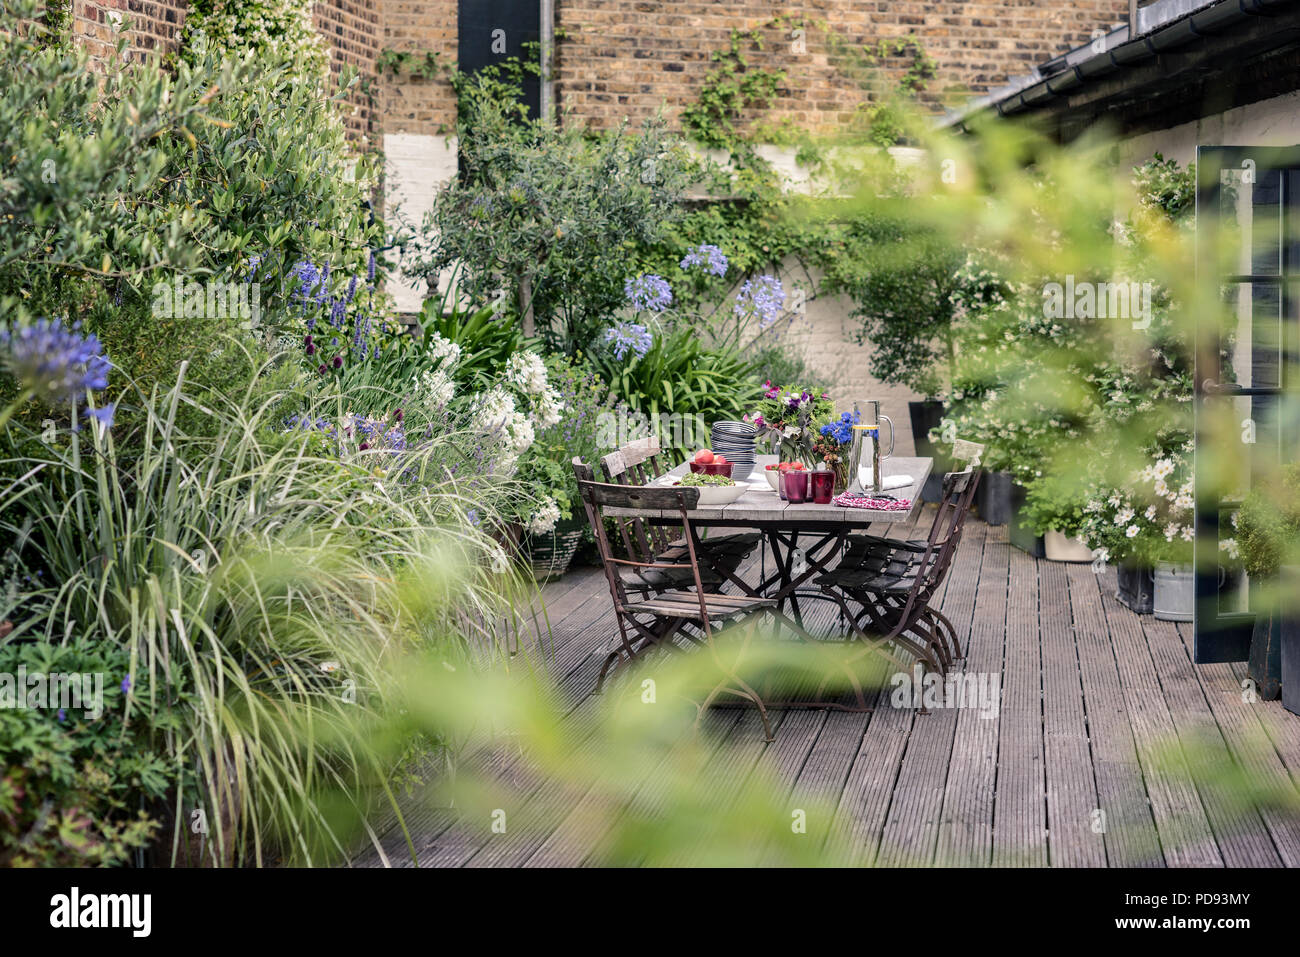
1194;145;1300;662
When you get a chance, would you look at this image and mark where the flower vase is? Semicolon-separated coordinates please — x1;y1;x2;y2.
832;460;849;495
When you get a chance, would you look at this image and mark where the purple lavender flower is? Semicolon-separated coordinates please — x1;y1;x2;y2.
0;318;111;408
84;402;116;430
624;274;673;312
604;322;654;361
121;675;131;694
734;275;785;328
290;260;325;303
680;243;728;277
367;252;376;282
57;708;66;722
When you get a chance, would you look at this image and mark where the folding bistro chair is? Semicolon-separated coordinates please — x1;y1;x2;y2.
815;441;984;686
576;475;778;740
573;458;733;595
598;436;759;580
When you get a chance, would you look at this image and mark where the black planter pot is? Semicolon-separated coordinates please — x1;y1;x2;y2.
1249;574;1283;701
1116;560;1155;615
1008;482;1045;557
908;400;948;503
1283;566;1300;716
975;470;1013;526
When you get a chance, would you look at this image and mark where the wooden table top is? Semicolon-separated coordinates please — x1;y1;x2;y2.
603;454;933;526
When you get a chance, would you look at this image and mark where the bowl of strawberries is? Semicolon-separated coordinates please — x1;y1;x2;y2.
764;461;806;494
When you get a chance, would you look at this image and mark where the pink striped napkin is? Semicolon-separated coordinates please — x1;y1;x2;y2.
832;493;912;511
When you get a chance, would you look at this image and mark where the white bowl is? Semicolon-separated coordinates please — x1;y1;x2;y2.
655;478;748;507
690;484;748;507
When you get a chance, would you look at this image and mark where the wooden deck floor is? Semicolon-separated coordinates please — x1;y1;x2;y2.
356;509;1300;868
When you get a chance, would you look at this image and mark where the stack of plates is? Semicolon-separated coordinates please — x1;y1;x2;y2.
711;420;758;481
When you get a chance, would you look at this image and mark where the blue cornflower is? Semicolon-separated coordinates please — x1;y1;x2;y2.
734;275;785;328
0;318;111;408
604;322;654;361
819;409;860;446
680;243;728;277
624;274;673;312
121;675;131;694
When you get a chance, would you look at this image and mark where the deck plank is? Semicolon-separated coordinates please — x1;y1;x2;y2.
352;510;1300;869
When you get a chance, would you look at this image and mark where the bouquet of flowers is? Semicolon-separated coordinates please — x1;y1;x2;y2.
813;408;861;491
746;382;835;465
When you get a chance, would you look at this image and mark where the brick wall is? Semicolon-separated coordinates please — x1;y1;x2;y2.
380;0;458;136
70;0;188;60
315;0;382;140
66;1;384;141
554;0;1132;131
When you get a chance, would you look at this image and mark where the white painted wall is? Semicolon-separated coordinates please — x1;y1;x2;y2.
383;133;459;313
1117;90;1300;168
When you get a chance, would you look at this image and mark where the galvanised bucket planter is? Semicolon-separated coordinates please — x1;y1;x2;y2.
1153;562;1194;622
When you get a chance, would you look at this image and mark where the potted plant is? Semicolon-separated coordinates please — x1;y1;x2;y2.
1021;474;1092;563
1234;464;1300;704
1081;444;1196;616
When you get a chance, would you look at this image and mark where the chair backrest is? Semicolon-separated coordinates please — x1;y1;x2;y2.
575;472;707;612
889;439;985;623
599;436;677;555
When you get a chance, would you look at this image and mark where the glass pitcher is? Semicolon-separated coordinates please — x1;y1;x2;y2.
845;399;895;494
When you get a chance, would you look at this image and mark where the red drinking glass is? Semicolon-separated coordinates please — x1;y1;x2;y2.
784;470;809;503
811;470;834;504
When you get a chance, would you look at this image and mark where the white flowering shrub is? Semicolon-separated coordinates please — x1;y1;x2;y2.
181;0;329;81
1079;441;1195;565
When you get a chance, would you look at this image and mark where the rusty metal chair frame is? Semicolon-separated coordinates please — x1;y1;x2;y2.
576;474;778;741
817;467;980;689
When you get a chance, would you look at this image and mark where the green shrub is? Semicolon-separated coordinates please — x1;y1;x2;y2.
414;66;690;356
0;5;388;436
1;359;530;865
0;641;170;867
1236;465;1300;579
589;326;758;460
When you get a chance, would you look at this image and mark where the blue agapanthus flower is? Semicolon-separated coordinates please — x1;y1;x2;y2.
604;322;654;361
624;274;673;313
820;409;861;446
0;318;111;408
680;243;728;277
734;275;785;328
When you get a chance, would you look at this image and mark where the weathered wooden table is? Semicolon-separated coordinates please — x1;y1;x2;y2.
605;454;933;636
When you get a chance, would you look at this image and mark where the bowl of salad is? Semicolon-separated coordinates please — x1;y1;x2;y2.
662;471;748;506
